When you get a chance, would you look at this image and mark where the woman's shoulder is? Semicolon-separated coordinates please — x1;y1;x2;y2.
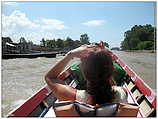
112;86;128;103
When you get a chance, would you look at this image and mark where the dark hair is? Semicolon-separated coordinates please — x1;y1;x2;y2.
81;50;114;105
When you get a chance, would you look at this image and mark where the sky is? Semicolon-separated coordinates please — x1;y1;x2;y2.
2;1;156;48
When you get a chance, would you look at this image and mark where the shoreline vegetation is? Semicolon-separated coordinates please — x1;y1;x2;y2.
2;33;110;56
121;24;156;51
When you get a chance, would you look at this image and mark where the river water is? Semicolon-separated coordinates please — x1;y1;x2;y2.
2;51;156;117
113;51;156;90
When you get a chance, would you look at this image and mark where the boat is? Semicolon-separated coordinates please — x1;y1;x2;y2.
7;44;156;117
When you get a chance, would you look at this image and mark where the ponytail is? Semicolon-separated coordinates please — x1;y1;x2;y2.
81;50;114;105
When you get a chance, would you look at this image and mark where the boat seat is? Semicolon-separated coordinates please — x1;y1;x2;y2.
96;103;119;117
53;101;119;117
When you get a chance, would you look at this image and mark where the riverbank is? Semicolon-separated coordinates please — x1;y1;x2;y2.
124;50;155;53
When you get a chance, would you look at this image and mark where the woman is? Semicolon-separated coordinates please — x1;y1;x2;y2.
45;44;127;106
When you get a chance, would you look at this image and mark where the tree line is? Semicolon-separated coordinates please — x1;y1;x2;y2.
121;24;156;50
40;33;90;50
2;33;111;53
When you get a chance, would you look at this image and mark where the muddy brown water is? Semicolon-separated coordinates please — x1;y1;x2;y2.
2;51;156;117
113;51;156;90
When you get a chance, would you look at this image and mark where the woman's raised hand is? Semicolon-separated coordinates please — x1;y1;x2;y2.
68;44;101;59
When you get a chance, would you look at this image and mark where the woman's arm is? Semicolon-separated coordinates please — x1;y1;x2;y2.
45;53;77;101
45;45;99;101
45;53;73;80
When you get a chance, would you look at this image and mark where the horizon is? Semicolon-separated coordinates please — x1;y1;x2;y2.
2;1;156;48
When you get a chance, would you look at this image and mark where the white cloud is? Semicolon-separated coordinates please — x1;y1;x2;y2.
40;18;66;30
3;2;19;7
2;10;67;37
2;10;67;44
2;10;40;36
82;20;106;27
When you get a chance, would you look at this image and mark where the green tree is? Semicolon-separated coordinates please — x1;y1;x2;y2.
80;33;90;45
74;40;81;48
137;41;154;50
40;38;46;47
56;38;64;48
28;40;33;45
121;40;128;50
51;39;56;48
45;39;56;48
64;37;74;48
19;37;27;44
121;24;156;50
45;40;51;48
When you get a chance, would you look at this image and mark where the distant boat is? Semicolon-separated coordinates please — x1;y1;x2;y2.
111;47;120;51
7;44;156;117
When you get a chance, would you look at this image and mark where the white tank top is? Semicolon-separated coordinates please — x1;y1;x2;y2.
76;86;127;103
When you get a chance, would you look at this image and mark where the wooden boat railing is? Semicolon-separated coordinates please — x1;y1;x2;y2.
108;49;156;117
